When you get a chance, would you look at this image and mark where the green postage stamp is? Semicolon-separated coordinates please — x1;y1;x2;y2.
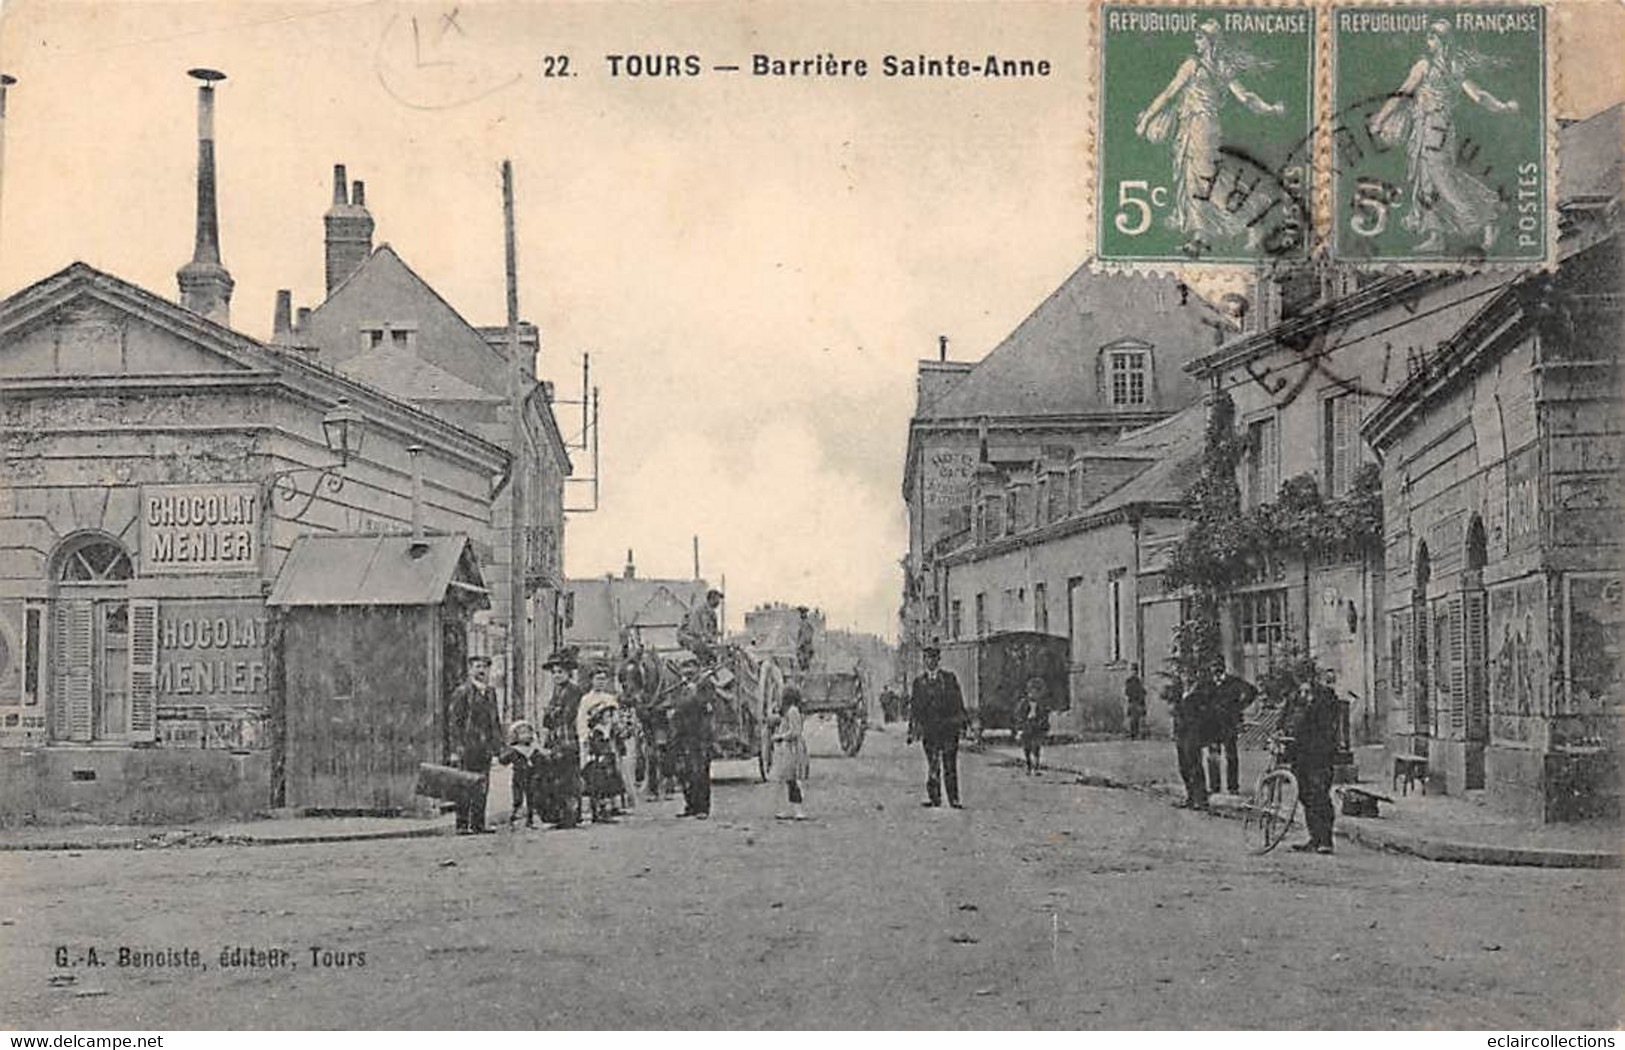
1331;6;1549;265
1096;5;1316;266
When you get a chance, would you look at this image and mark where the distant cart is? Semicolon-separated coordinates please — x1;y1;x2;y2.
938;631;1070;740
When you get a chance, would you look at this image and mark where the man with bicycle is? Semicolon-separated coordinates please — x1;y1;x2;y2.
1285;672;1339;854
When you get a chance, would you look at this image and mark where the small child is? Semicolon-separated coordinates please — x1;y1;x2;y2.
498;720;545;828
1015;676;1051;776
772;686;810;820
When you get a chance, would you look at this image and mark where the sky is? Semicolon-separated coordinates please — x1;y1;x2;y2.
1;0;1621;640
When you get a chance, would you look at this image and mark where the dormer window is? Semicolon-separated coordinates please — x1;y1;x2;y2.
1110;350;1148;406
1100;339;1153;408
360;324;417;353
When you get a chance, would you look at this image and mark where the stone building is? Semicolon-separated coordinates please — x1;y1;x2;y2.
0;76;571;823
273;165;572;726
1361;109;1622;819
900;263;1228;682
934;407;1203;737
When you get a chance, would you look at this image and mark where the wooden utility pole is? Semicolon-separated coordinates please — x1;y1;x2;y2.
502;160;526;722
0;75;14;266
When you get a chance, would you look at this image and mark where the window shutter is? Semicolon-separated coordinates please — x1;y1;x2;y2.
128;600;158;741
1447;595;1466;739
52;601;94;743
1390;609;1411;729
1463;590;1488;742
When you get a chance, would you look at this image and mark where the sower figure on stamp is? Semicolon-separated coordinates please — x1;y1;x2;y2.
1134;20;1286;254
446;654;502;835
908;643;967;809
1285;674;1340;854
1367;20;1521;254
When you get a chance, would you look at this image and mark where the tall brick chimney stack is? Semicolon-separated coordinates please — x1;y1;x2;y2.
271;289;294;344
324;164;374;296
176;69;234;326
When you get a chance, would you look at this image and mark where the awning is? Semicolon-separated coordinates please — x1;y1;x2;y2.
266;533;489;609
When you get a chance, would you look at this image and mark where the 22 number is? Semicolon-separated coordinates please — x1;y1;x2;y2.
542;55;572;77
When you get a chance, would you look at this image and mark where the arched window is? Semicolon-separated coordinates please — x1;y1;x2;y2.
54;535;133;584
1465;516;1488;575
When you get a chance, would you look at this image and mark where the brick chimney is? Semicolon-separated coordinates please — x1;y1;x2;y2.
271;290;294;345
176;69;234;326
324;164;374;296
623;549;636;580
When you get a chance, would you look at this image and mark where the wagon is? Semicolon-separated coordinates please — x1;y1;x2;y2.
734;651;868;780
937;630;1070;740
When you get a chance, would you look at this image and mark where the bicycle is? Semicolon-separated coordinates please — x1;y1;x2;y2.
1241;734;1299;855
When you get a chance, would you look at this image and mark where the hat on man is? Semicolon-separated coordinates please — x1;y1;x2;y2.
922;642;942;656
706;588;725;600
467;654;492;667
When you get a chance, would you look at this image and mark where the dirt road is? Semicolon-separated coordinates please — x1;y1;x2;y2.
4;725;1619;1028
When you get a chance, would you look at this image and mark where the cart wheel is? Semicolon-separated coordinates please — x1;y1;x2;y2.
837;712;866;757
1242;769;1300;855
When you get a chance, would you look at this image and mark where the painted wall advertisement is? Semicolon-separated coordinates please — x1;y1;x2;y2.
922;449;976;509
1562;575;1622;747
139;483;261;575
1488;577;1548;747
155;599;269;751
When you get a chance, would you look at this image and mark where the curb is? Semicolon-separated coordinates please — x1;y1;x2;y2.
989;746;1622;870
0;823;454;853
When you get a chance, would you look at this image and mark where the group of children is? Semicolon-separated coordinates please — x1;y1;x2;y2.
495;669;815;826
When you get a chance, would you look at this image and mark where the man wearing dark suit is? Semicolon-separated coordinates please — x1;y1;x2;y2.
909;644;967;809
673;671;716;819
446;655;502;834
1286;674;1340;854
540;649;584;828
1207;664;1258;794
1172;675;1211;811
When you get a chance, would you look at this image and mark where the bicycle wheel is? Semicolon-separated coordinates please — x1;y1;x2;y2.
1242;769;1300;855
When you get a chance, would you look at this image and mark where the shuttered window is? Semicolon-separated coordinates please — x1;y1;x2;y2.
1446;595;1467;740
1323;392;1361;497
1390;609;1411;731
128;600;158;742
53;601;94;743
1464;591;1488;742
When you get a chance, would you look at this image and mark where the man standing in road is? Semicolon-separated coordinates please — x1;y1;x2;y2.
1286;673;1340;854
679;589;724;664
1172;673;1211;811
1207;662;1258;794
908;644;967;809
673;669;716;819
446;654;502;835
1124;664;1147;740
541;648;584;828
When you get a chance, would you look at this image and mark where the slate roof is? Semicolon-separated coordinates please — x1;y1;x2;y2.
919;262;1216;421
1559;104;1623;203
339;344;504;404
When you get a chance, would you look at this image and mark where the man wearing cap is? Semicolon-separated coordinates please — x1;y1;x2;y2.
446;655;502;834
672;667;717;818
541;649;584;828
679;589;724;664
908;644;967;809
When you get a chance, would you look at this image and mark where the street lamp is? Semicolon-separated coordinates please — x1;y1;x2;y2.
266;397;367;522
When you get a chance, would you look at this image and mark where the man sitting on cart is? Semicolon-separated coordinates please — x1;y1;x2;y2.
678;589;724;665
